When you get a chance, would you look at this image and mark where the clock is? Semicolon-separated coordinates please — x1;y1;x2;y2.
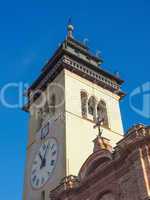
31;138;58;189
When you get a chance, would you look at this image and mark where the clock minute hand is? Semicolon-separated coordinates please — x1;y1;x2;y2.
40;143;50;169
41;143;50;168
39;152;43;162
44;143;50;159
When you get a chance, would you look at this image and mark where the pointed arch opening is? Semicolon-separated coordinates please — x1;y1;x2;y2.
88;96;96;120
81;91;88;118
97;100;109;128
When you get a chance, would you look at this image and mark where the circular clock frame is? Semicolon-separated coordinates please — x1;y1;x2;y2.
30;137;59;190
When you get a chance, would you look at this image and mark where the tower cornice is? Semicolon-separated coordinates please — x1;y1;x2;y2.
23;34;125;112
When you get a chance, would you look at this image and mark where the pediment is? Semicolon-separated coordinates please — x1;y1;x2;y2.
79;149;112;180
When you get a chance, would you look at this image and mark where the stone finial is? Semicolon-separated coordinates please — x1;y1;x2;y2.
93;136;113;153
67;18;74;38
60;175;79;190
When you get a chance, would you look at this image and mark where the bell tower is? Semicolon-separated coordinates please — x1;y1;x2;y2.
23;23;125;200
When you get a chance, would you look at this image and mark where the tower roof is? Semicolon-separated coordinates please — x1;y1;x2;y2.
23;25;125;112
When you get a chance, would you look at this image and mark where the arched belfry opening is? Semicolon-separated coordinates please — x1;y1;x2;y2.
97;100;109;128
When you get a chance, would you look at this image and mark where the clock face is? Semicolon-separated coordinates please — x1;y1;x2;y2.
31;138;58;189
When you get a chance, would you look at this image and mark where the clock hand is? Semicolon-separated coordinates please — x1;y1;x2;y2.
41;143;50;168
44;143;50;159
39;152;43;162
39;152;45;169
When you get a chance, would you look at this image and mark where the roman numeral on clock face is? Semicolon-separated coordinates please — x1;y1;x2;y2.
52;150;56;156
32;176;37;183
51;160;55;166
51;144;55;150
48;171;51;175
42;144;46;151
32;169;37;175
36;178;39;186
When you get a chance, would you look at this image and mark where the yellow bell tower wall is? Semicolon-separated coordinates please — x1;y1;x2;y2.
64;69;124;176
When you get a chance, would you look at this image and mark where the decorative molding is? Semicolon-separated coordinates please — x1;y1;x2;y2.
63;56;119;91
23;54;124;112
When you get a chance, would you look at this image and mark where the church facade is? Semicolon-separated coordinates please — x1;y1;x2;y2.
50;124;150;200
23;23;150;200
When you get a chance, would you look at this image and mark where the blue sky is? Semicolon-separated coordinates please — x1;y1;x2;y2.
0;0;149;199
